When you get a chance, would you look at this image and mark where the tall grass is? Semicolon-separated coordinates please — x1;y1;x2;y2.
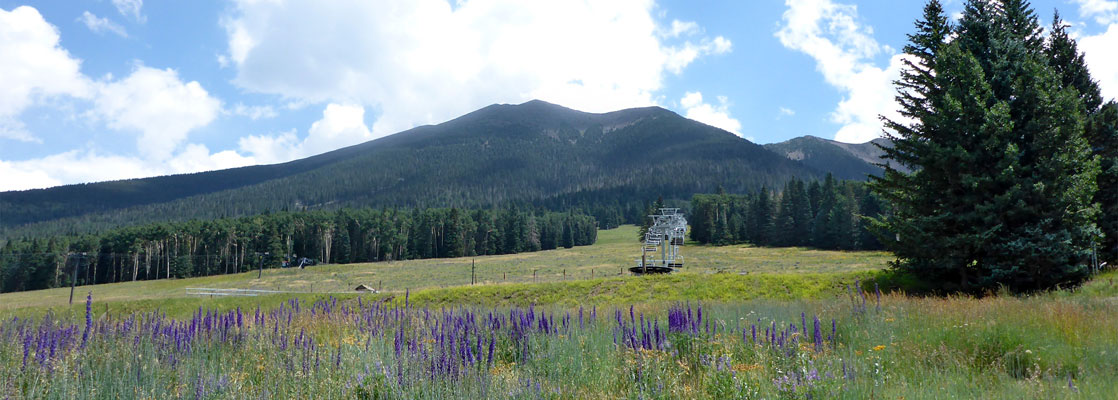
3;283;1114;399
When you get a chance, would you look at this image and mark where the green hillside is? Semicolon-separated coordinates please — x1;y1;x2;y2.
1;100;821;238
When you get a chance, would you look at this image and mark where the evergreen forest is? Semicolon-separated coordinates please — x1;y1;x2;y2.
0;207;597;293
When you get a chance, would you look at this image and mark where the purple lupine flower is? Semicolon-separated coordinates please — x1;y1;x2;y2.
22;333;32;369
696;303;702;329
874;282;882;312
801;312;807;336
806;367;819;382
81;292;92;349
812;315;823;352
857;280;867;309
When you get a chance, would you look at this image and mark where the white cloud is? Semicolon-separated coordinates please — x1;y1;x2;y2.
231;103;277;120
79;11;127;37
664;36;732;74
679;91;742;136
775;0;904;143
1073;0;1118;102
664;20;699;38
0;5;256;191
0;147;255;191
111;0;145;23
1073;0;1118;25
238;103;373;164
1079;23;1118;101
221;0;731;137
0;6;93;142
164;143;255;175
93;66;222;159
778;107;796;117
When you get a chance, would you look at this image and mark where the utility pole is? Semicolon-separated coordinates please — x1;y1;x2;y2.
471;258;476;285
257;252;269;279
69;252;86;305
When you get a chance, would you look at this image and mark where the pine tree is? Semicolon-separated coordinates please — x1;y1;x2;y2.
749;187;774;245
857;190;883;250
873;0;1100;292
1047;12;1118;262
689;195;715;244
1090;103;1118;261
1045;12;1103;112
812;174;838;249
638;196;665;241
791;179;813;247
775;181;797;246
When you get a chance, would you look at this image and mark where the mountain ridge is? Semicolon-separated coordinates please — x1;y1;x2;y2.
763;135;904;180
1;100;822;237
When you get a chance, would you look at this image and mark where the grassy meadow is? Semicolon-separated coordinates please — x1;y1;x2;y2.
1;226;1116;398
0;226;892;315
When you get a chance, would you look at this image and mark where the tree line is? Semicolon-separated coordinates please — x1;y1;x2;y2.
872;0;1117;293
0;207;597;293
688;175;883;251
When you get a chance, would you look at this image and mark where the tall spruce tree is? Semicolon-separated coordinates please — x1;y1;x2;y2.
857;190;883;250
812;174;839;249
791;179;813;246
1047;12;1118;262
748;187;774;245
775;182;798;246
1090;103;1118;261
873;0;1100;292
638;196;665;241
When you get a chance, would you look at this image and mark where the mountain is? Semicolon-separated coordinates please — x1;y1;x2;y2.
763;135;905;180
1;100;822;237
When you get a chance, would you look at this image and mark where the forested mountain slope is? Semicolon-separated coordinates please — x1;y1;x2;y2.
1;100;821;237
764;135;906;180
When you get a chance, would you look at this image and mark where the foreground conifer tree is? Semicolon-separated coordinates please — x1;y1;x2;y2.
1046;12;1118;262
872;0;1102;292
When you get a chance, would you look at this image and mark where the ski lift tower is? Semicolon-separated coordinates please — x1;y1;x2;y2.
631;208;687;274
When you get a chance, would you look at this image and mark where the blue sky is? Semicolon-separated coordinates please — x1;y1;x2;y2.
1;0;1116;191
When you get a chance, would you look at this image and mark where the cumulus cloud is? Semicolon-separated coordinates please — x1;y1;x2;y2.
93;66;223;159
1075;0;1118;102
79;11;127;37
111;0;145;23
0;5;247;191
238;103;373;164
679;91;742;136
778;107;796;117
1073;0;1118;25
0;6;93;142
0;147;255;191
230;103;277;120
664;20;700;38
221;0;731;137
775;0;906;143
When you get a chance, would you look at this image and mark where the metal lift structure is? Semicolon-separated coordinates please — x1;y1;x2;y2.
631;208;687;274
